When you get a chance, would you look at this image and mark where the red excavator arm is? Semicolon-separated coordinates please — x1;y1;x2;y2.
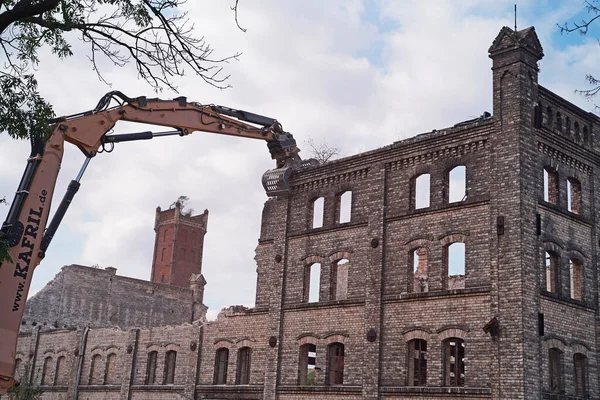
0;91;313;393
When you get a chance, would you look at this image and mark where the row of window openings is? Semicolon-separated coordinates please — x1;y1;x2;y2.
15;356;68;386
543;168;581;214
213;347;251;385
145;350;177;385
545;253;584;301
549;349;588;396
414;166;467;210
304;259;349;303
311;191;352;229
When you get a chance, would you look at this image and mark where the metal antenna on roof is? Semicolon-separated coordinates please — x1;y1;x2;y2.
514;4;517;31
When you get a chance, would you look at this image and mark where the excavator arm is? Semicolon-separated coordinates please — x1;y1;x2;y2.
0;91;313;393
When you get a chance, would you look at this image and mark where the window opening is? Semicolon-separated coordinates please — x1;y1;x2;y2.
89;354;102;385
305;263;321;303
298;343;317;385
408;339;427;386
543;167;558;204
583;126;589;143
104;353;117;385
412;248;429;293
546;252;558;293
574;353;588;397
163;350;177;384
570;259;583;301
567;177;581;214
447;243;465;289
443;339;465;386
549;348;563;393
41;356;52;385
448;166;466;203
312;197;324;228
556;112;562;132
566;117;571;135
146;351;158;384
236;347;251;385
547;106;553;126
574;121;580;138
330;259;349;300
338;191;352;223
54;356;66;385
161;248;165;262
327;343;344;385
414;174;430;209
163;229;167;241
214;348;229;385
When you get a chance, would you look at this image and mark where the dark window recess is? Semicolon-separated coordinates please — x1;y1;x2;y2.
407;339;427;386
534;103;542;128
298;343;316;385
549;348;564;393
163;350;177;384
235;347;251;385
497;216;504;236
536;214;541;236
145;351;158;384
214;348;229;385
327;343;344;385
574;353;588;397
538;313;544;336
443;339;465;387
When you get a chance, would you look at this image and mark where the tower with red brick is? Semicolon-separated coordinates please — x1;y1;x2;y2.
150;201;208;288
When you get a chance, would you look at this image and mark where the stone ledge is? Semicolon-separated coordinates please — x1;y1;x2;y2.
78;385;121;391
384;287;491;302
386;197;490;223
379;386;492;396
283;299;365;311
195;384;264;393
542;391;588;400
277;385;362;394
37;385;68;392
287;221;369;239
540;291;596;311
538;201;593;226
130;384;185;391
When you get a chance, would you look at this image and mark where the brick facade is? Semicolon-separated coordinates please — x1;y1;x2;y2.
3;26;599;400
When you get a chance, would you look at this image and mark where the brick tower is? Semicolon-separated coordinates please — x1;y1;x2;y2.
150;201;209;288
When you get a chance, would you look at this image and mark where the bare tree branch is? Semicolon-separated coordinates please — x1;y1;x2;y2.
231;0;246;32
306;138;340;164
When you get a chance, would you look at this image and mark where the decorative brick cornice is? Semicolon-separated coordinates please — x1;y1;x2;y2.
291;168;369;193
538;142;592;175
386;140;488;171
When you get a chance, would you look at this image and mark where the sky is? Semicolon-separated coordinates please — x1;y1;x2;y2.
2;0;600;321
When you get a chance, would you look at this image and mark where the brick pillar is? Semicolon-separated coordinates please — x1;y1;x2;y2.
361;164;386;399
118;329;138;400
488;26;544;400
259;197;290;400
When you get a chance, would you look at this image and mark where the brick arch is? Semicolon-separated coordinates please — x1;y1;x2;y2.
543;241;564;254
565;249;587;261
544;337;566;352
164;343;180;352
105;346;120;354
214;340;233;349
438;327;469;341
146;344;160;352
571;342;591;357
235;339;256;348
439;233;469;246
402;328;431;342
323;333;347;345
90;347;104;357
328;251;352;263
301;255;325;265
43;349;56;356
296;335;319;346
404;237;434;249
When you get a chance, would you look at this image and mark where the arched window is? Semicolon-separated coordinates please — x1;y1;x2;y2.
556;112;563;132
104;353;117;385
54;356;67;385
163;350;177;385
89;354;102;385
330;259;349;300
412;248;429;293
567;177;581;214
549;348;564;393
304;263;321;303
448;166;466;203
546;106;553;126
574;121;580;138
145;351;158;384
214;348;229;385
574;353;588;397
407;339;427;386
41;356;52;385
546;252;559;293
413;174;431;209
161;247;166;262
326;343;344;385
235;347;251;385
443;338;465;386
163;229;168;241
570;259;583;301
543;167;558;204
583;126;589;143
298;343;317;385
446;243;465;290
566;117;571;135
337;191;352;223
311;197;324;228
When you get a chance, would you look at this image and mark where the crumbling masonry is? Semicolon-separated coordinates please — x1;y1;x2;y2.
3;26;600;400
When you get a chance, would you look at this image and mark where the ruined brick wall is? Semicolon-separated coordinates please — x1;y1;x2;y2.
21;264;199;332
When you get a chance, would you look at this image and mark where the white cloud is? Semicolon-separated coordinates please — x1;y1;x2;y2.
2;1;599;314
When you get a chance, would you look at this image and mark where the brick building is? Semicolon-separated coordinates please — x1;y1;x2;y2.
3;26;600;400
